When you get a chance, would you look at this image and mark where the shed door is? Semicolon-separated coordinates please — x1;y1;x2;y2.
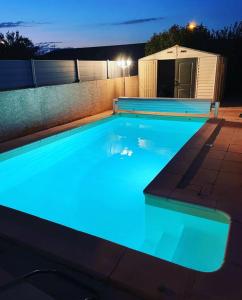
175;58;197;98
157;60;175;97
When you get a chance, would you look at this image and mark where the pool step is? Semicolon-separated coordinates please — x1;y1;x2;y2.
140;231;165;255
171;227;221;272
140;226;185;262
154;225;184;261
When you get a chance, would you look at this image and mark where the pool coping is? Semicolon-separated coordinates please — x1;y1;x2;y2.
0;112;241;299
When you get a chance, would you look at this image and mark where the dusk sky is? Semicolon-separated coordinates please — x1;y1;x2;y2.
1;0;242;48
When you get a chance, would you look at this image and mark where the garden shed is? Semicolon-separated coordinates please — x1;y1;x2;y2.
139;45;226;101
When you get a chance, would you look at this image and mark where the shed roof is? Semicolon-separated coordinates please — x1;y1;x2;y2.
139;45;221;61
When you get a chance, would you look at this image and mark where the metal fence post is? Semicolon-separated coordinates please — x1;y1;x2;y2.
107;60;109;79
214;101;220;118
75;59;80;82
31;59;37;87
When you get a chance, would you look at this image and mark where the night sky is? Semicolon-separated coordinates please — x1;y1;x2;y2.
1;0;242;48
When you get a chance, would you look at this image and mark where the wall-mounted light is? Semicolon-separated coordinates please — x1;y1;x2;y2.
126;58;132;67
116;57;133;97
117;57;132;70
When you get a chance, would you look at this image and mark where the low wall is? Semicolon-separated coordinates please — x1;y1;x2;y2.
0;76;138;142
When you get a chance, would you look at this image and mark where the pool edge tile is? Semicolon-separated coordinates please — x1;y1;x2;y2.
109;248;196;300
0;205;126;280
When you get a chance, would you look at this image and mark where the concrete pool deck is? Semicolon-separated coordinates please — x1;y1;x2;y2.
0;107;241;299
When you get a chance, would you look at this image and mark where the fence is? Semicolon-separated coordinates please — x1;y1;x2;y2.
0;60;125;91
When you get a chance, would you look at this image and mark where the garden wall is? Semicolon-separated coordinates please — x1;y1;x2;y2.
0;76;138;142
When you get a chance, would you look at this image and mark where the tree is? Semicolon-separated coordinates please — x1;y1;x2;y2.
211;22;242;97
0;31;38;59
145;24;212;55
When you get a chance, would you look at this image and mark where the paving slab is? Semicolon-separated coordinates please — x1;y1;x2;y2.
110;249;195;300
191;263;242;300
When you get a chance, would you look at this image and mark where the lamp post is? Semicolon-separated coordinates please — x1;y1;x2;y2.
117;58;132;96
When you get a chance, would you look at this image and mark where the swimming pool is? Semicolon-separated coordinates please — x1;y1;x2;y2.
0;114;229;272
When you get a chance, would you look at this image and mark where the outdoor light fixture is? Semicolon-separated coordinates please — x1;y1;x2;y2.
117;58;132;69
117;57;132;75
188;21;197;31
126;58;132;67
116;57;132;97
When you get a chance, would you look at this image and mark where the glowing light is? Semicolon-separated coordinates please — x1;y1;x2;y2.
188;21;197;31
127;58;132;67
116;57;132;69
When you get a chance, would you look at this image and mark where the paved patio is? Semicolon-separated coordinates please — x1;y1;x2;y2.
145;106;242;299
217;106;242;122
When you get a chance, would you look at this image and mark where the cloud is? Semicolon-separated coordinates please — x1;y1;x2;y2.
0;21;24;28
36;42;63;46
0;21;49;28
102;17;164;26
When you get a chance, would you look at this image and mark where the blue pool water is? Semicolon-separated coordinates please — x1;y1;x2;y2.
0;115;229;272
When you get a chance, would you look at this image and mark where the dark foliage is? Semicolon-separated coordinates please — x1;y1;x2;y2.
0;31;38;59
146;22;242;97
145;24;212;54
